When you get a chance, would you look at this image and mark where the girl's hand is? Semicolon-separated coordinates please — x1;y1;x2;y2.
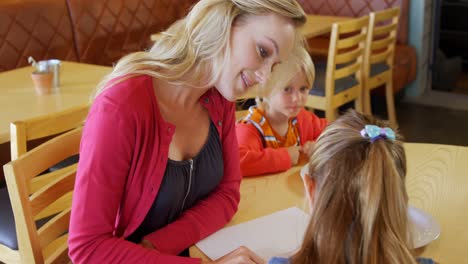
203;246;265;264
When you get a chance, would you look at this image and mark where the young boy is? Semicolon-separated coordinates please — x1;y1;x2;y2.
236;47;327;177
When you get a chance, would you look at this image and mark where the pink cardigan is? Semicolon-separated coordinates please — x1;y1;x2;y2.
69;76;241;263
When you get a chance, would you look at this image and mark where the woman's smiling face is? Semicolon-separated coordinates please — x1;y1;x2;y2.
215;14;296;101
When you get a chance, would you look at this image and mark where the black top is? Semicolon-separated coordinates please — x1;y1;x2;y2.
127;121;224;244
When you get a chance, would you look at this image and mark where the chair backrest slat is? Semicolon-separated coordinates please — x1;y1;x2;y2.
29;165;76;195
337;16;369;33
336;34;366;50
24;106;88;141
371;36;396;51
43;234;69;264
35;192;73;221
37;208;71;250
370;49;393;64
334;62;361;80
10;104;88;160
373;7;400;22
335;47;364;65
30;171;75;217
373;23;397;37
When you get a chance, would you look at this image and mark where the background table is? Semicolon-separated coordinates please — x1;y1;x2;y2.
301;15;349;38
0;61;112;144
151;15;349;42
191;143;468;264
0;62;111;184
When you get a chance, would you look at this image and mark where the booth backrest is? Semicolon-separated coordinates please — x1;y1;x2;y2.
0;0;78;72
66;0;198;65
0;0;197;72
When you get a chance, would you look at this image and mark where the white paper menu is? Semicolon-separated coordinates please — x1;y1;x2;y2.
195;207;310;261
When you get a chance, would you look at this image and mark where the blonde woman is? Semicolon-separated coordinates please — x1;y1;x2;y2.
269;110;435;264
68;0;307;263
236;46;327;177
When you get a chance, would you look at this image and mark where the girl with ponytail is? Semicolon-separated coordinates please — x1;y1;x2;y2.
69;0;307;263
270;110;434;264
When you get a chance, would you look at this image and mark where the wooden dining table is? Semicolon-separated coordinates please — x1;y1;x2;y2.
150;14;349;42
0;61;112;144
190;143;468;264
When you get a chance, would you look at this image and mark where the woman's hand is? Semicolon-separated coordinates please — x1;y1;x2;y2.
203;246;265;264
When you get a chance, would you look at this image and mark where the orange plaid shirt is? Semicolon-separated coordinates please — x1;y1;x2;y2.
240;106;300;149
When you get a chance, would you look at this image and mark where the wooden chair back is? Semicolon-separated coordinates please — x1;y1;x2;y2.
364;8;399;80
10;104;88;160
362;7;400;126
306;16;369;121
235;83;262;121
3;127;82;264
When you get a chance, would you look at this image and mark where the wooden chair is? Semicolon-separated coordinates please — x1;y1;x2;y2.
362;8;400;126
0;105;88;264
305;16;369;121
3;127;82;264
235;110;249;121
10;104;89;160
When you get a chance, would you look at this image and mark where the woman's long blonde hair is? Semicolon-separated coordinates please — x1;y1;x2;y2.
292;110;416;264
92;0;306;99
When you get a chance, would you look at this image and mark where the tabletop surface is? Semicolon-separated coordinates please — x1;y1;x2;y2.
301;15;349;38
191;143;468;264
0;61;112;144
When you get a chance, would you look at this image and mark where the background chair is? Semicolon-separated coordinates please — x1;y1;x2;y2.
10;104;88;160
235;84;262;121
306;16;369;121
0;105;88;264
362;8;400;126
3;127;82;264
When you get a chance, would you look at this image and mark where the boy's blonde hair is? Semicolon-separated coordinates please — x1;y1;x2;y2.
256;44;314;108
292;110;416;264
93;0;307;99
